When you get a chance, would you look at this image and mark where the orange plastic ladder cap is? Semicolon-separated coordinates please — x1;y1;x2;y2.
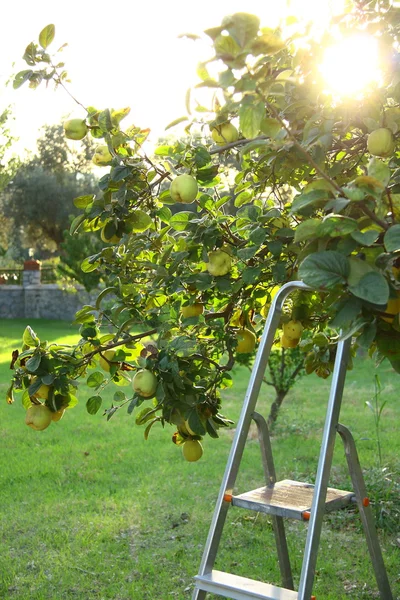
223;493;233;503
363;497;370;507
302;511;311;521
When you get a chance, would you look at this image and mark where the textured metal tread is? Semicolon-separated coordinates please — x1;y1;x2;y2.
232;479;354;520
195;569;298;600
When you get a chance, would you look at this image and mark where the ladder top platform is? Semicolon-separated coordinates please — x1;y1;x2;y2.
232;479;354;520
195;569;298;600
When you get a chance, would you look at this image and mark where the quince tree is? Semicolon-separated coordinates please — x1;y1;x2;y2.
7;4;400;459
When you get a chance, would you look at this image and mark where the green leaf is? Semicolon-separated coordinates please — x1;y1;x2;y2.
70;214;86;235
260;117;282;139
384;224;400;252
318;215;358;238
6;385;14;405
170;212;193;231
239;101;265;139
206;418;220;439
26;353;41;372
157;206;172;224
144;418;160;440
358;322;377;348
73;195;94;209
22;390;32;410
135;407;157;425
249;227;266;246
23;326;39;347
39;24;55;49
110;166;131;182
86;395;102;415
81;257;100;273
23;43;37;66
367;157;391;187
95;287;117;310
242;266;262;283
222;13;260;47
299;251;349;289
187;410;206;435
113;391;126;403
324;197;350;213
87;371;105;388
111;107;130;125
74;305;96;324
98;109;113;132
349;271;389;305
235;190;253;207
342;186;365;202
290;189;329;215
13;70;33;89
351;229;380;246
376;331;400;361
165;116;189;131
214;34;241;59
294;219;320;243
347;257;376;287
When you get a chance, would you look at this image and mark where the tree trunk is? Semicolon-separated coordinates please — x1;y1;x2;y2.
267;389;288;429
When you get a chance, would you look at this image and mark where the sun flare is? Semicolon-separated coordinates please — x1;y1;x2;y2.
319;34;382;98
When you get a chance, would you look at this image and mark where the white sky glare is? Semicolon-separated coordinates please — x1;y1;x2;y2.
0;0;343;153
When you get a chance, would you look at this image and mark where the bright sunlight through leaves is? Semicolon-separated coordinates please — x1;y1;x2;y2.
319;34;382;98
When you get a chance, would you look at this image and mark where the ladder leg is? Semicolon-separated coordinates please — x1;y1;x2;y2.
192;282;311;600
337;424;393;600
297;337;352;600
253;411;294;590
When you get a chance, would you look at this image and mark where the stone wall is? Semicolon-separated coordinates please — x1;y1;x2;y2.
0;281;97;321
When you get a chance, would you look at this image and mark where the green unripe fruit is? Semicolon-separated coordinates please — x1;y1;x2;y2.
170;174;198;203
280;334;299;348
181;303;204;318
52;409;65;422
282;320;304;341
211;123;239;145
25;404;52;431
132;369;158;398
236;329;256;354
367;128;395;158
182;439;203;462
92;145;113;166
206;250;232;277
63;119;88;140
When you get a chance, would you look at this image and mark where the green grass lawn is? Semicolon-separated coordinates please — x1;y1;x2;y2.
0;319;399;599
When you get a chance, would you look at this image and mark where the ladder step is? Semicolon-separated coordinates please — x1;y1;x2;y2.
195;570;298;600
232;479;354;520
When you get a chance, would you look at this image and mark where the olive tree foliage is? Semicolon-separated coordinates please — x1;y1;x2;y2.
2;124;97;255
8;3;400;450
0;106;20;254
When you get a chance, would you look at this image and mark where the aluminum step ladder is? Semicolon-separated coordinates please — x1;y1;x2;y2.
192;281;393;600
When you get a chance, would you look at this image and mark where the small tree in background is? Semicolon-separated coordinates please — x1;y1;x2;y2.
265;347;304;428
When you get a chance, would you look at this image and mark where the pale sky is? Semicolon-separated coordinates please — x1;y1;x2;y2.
0;0;342;155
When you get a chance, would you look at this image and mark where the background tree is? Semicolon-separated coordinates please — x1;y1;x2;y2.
8;6;400;459
1;123;97;257
0;106;20;255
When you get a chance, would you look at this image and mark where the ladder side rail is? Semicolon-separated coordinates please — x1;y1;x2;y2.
337;424;393;600
253;411;294;590
297;337;352;600
193;281;311;600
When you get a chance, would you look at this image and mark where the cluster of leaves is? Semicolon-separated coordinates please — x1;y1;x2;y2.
8;3;400;445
